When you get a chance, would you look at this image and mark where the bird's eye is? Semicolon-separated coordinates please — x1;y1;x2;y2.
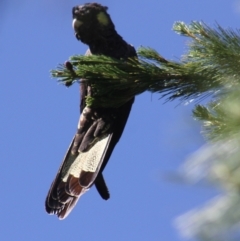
72;18;83;31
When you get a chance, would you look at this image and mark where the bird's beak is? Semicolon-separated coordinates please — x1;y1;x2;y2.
72;18;83;31
72;18;83;40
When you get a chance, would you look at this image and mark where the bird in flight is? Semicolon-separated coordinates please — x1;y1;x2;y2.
45;3;136;219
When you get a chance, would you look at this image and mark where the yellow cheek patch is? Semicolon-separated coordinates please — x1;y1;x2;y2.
97;12;109;26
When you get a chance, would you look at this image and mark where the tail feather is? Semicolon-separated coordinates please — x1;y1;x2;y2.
57;196;79;220
45;135;111;219
45;98;134;219
66;175;83;196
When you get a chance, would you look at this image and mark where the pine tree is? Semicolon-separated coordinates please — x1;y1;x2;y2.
51;21;240;240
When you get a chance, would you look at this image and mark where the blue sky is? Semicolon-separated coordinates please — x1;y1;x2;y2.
1;1;240;240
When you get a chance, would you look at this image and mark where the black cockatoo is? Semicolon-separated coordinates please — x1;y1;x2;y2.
45;3;136;219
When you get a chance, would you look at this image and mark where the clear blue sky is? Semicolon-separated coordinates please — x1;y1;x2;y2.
1;1;239;240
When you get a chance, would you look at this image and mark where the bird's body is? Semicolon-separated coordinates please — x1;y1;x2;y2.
45;3;136;219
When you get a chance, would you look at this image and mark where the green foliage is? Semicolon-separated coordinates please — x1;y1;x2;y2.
51;21;240;241
51;48;219;108
51;21;240;109
174;21;240;76
51;20;240;142
193;88;240;142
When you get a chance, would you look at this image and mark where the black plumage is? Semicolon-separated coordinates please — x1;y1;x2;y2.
45;3;136;219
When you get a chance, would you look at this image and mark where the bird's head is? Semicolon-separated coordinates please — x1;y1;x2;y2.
72;3;115;44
